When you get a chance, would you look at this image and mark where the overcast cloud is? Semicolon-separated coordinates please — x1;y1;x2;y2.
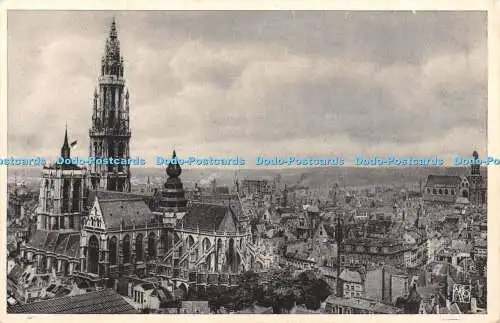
7;11;487;166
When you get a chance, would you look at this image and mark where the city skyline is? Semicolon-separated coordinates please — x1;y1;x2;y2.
5;9;490;316
7;11;487;164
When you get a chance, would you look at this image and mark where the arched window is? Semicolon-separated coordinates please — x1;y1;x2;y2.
148;232;157;260
109;236;118;265
202;238;211;253
438;189;443;195
445;189;448;195
135;234;144;261
122;235;131;263
88;235;99;274
432;189;437;195
187;236;195;248
160;233;168;251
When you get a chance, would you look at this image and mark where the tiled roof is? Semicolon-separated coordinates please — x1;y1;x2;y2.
325;296;402;314
46;284;57;293
54;287;71;298
7;264;24;283
8;289;138;314
99;199;152;229
45;231;61;250
28;230;49;249
26;230;80;258
285;242;313;261
54;234;71;254
65;234;80;258
180;204;236;232
425;175;462;187
339;269;362;283
87;190;151;205
343;236;402;247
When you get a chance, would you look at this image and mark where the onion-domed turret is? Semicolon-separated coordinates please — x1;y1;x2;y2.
166;150;182;178
158;150;187;213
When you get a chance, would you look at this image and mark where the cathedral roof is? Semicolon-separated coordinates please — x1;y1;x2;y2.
425;175;462;187
26;230;80;258
86;190;152;208
179;204;237;233
98;199;153;229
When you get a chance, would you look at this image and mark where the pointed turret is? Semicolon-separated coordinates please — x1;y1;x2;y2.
109;16;118;39
61;125;71;159
102;17;122;77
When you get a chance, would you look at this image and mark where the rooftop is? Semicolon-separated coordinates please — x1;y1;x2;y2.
339;269;362;284
425;175;462;187
8;289;137;314
325;296;403;314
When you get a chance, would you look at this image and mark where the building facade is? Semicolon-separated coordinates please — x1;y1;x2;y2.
21;20;263;294
423;151;487;206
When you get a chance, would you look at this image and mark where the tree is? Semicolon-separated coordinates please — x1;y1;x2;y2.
206;285;227;313
273;287;297;313
295;270;332;309
227;286;255;312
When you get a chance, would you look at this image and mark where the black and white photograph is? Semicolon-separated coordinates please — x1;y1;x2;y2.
4;8;492;316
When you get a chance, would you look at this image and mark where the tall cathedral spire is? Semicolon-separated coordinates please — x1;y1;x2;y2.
110;16;118;39
61;125;70;159
89;18;131;192
102;17;123;77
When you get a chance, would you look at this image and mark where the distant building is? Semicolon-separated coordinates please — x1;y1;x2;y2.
472;240;487;261
423;175;464;204
467;151;487;206
324;296;403;314
178;301;210;314
339;269;364;298
240;179;270;198
423;151;487;206
339;237;406;267
364;266;409;304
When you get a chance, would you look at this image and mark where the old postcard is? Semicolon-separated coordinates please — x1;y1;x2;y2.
1;1;498;322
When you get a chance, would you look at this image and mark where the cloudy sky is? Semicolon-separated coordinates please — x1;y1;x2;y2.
7;11;487;166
